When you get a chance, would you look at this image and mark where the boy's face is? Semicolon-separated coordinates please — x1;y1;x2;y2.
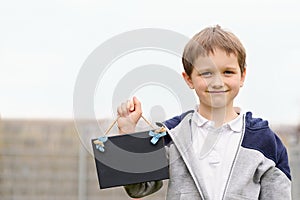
183;48;246;111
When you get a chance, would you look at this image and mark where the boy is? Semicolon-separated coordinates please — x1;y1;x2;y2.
117;25;291;199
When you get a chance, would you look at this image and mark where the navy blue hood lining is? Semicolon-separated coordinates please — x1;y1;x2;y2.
243;112;291;180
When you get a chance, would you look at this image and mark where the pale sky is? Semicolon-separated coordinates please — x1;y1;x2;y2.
1;0;300;125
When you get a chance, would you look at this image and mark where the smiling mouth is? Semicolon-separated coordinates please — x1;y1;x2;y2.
207;90;229;93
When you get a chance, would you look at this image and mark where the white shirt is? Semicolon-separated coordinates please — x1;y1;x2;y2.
191;107;244;200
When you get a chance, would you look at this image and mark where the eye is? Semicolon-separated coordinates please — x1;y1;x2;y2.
199;72;212;77
224;70;234;75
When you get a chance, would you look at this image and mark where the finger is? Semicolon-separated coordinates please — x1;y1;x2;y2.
128;98;135;112
126;99;133;113
118;102;128;116
123;101;130;115
132;96;142;114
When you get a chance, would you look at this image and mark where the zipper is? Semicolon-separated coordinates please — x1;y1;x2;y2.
221;114;246;200
162;117;206;200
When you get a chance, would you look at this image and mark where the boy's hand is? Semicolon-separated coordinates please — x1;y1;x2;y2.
117;97;142;134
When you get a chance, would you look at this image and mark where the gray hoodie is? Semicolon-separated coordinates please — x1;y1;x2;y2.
124;111;291;200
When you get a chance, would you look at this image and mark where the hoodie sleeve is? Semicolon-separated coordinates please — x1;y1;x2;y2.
259;162;292;199
259;140;292;199
243;112;292;199
124;181;163;198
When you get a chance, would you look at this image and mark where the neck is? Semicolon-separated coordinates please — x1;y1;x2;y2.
198;105;238;128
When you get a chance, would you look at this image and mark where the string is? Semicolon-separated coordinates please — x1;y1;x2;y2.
94;116;164;150
103;117;120;136
102;115;155;136
141;115;156;129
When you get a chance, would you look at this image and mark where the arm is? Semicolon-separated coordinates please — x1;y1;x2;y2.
117;97;164;197
124;181;163;198
259;168;291;199
259;142;292;199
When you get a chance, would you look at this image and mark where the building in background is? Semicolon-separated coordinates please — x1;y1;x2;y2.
0;119;299;199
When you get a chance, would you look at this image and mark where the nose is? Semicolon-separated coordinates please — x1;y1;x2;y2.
211;73;224;88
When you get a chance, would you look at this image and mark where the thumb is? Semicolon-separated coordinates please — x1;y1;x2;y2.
131;96;142;113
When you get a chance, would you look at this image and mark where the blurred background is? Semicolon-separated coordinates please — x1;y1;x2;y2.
1;0;299;199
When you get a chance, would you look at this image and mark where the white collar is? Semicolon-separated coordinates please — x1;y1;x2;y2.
192;106;244;133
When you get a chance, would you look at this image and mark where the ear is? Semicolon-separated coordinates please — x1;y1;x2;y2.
240;68;247;87
182;72;194;89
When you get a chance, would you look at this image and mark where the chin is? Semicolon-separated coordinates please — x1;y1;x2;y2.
209;101;229;109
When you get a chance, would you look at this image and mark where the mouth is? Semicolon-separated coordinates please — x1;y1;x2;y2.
207;90;229;94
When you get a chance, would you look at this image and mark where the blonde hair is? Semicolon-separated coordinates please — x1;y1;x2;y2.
182;25;246;76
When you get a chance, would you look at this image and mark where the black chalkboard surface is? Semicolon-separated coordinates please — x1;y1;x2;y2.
92;130;169;189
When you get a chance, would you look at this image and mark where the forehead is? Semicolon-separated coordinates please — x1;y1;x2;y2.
193;49;239;70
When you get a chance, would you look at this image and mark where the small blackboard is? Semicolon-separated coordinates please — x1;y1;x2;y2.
92;130;169;189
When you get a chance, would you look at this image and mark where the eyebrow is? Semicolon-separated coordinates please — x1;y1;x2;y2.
224;67;238;70
194;67;215;74
194;65;215;70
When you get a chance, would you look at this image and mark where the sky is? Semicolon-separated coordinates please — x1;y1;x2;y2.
1;0;300;125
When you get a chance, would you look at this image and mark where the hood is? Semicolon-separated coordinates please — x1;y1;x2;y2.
245;112;269;130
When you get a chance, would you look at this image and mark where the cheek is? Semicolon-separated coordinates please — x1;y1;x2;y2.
194;78;209;88
194;80;209;95
226;78;241;88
